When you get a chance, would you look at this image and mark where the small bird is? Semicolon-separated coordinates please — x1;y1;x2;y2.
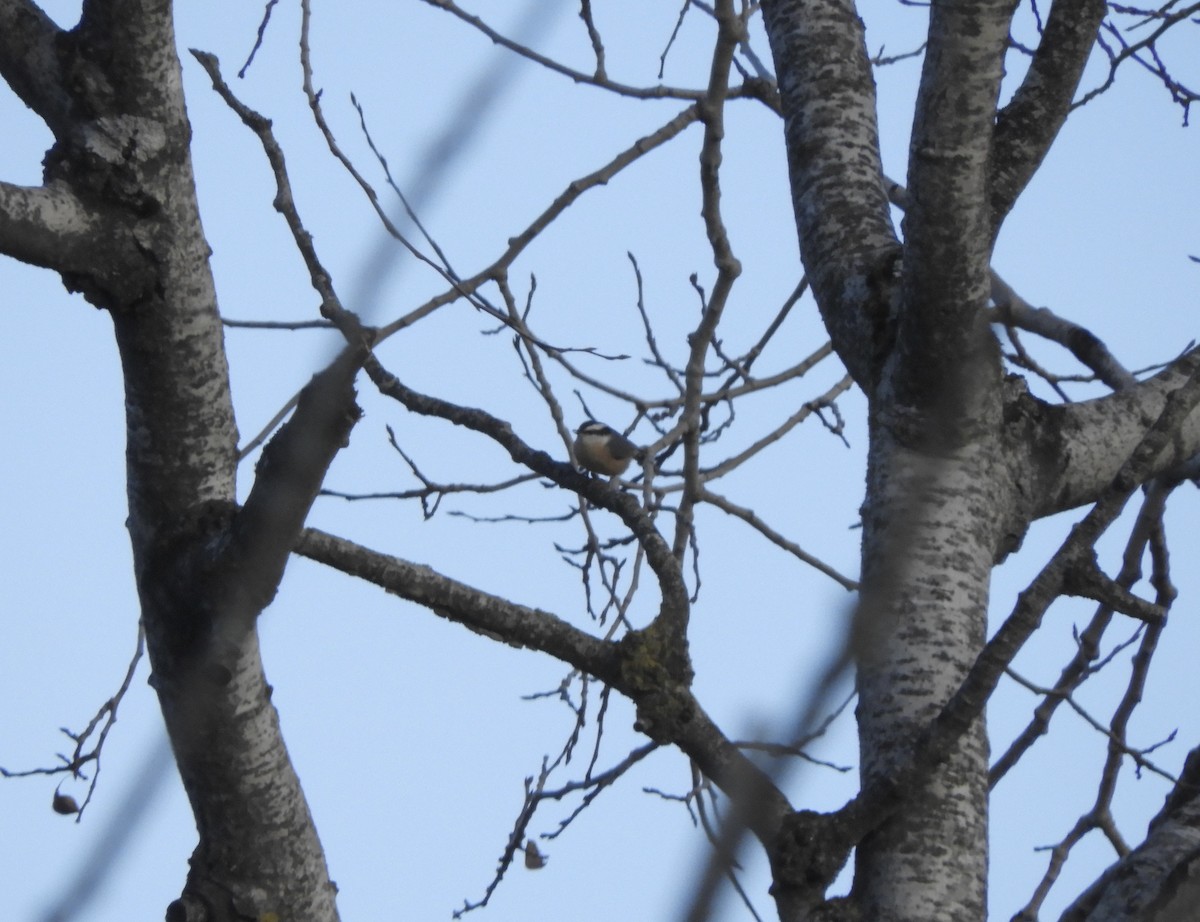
574;420;639;477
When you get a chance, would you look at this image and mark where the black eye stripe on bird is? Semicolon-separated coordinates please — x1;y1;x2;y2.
573;420;640;477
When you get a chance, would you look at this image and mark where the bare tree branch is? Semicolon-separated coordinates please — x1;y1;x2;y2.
0;0;71;133
1035;354;1200;516
760;0;899;385
423;0;725;102
0;181;113;275
296;527;621;675
990;0;1107;230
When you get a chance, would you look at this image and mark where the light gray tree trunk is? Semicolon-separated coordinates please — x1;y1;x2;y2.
0;1;346;918
759;1;1195;919
5;1;1200;919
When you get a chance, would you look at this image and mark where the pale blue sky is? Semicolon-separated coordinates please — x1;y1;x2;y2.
1;3;1198;920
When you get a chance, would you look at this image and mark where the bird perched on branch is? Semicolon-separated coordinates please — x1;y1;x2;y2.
574;420;640;477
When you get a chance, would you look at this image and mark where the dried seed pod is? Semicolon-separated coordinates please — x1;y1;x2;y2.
524;840;546;870
52;792;80;815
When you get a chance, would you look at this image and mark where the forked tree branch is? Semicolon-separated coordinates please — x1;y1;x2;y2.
295;526;795;850
805;349;1200;905
420;0;744;103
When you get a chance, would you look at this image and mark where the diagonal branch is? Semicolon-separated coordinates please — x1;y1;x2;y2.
296;527;794;850
700;487;858;591
0;0;71;134
296;527;620;676
422;0;720;102
759;0;899;385
361;354;691;635
222;348;363;627
988;272;1137;392
191;49;364;338
376;103;703;340
989;0;1107;232
950;350;1200;743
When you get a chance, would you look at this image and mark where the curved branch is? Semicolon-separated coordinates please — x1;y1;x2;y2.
989;272;1137;392
674;0;742;563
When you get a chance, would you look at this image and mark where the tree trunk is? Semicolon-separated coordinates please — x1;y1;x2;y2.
0;2;345;917
853;428;1006;919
